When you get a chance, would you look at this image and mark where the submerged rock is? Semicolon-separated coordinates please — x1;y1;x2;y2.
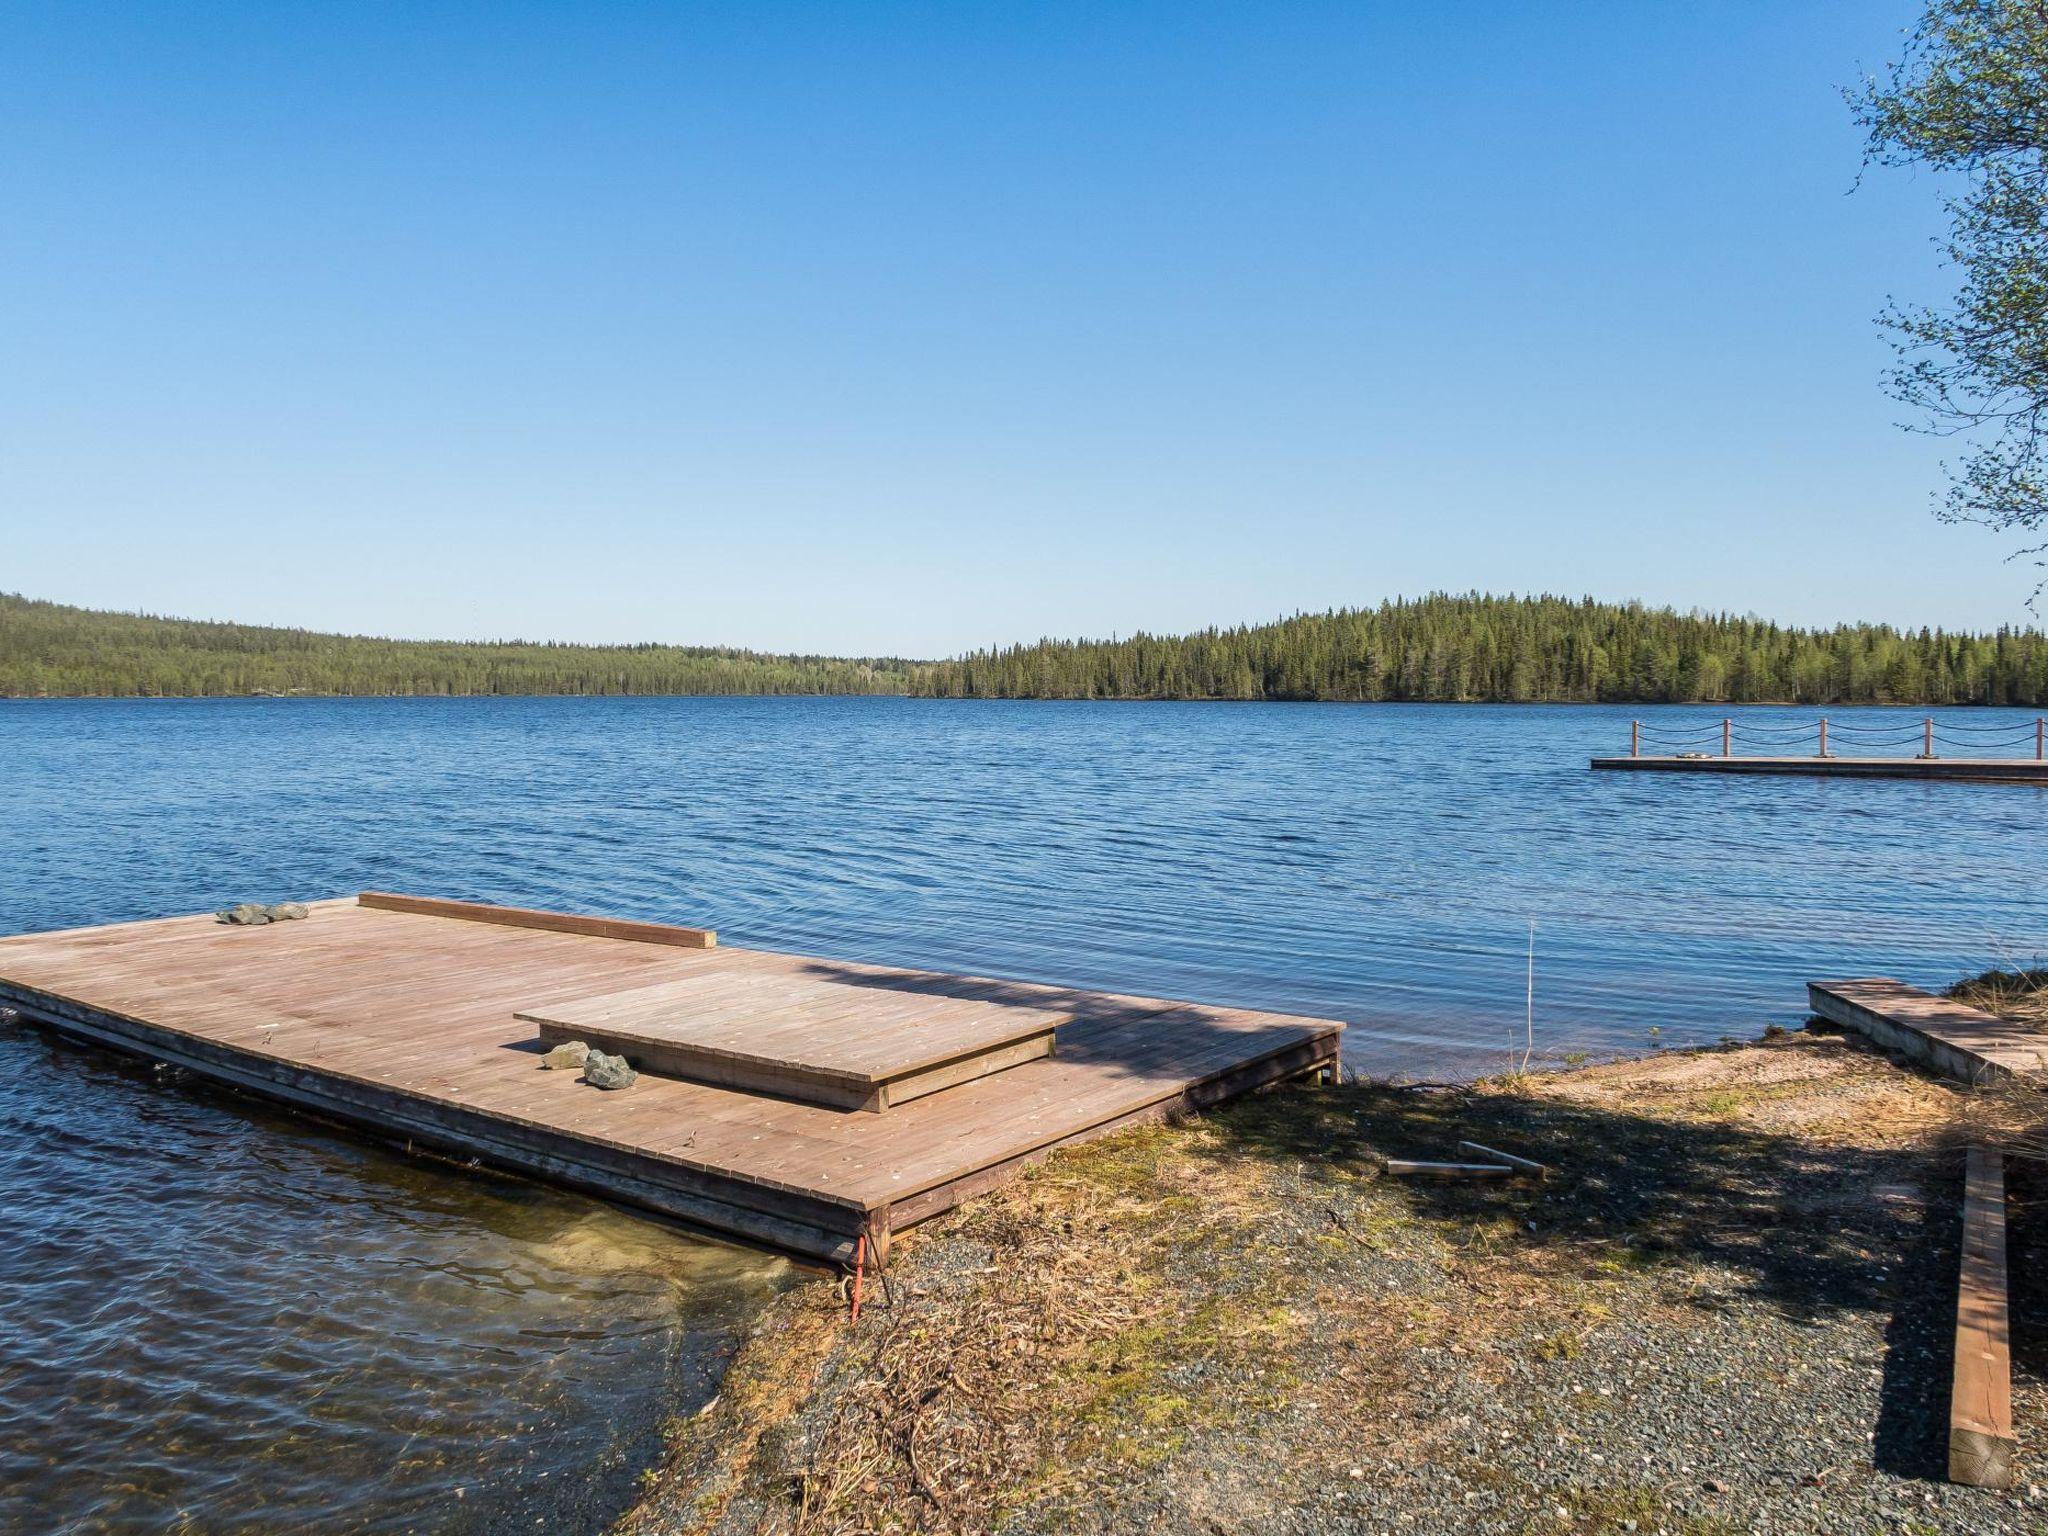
583;1050;637;1091
540;1040;591;1071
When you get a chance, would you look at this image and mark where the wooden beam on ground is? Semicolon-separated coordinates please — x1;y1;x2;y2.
1806;978;2048;1085
358;891;717;949
1951;1143;2016;1490
1383;1159;1515;1179
1458;1140;1549;1179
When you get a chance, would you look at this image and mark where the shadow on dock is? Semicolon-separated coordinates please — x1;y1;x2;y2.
796;959;1324;1087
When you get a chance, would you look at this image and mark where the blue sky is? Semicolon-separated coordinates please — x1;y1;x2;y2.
0;1;2021;655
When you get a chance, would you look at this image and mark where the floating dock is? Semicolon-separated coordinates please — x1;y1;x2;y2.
1592;755;2048;783
1595;715;2048;782
0;893;1342;1264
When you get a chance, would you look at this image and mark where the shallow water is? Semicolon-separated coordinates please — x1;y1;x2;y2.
2;696;2046;1529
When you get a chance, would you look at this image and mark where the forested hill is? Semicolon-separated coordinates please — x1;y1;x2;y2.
909;595;2048;705
0;595;912;697
7;591;2046;704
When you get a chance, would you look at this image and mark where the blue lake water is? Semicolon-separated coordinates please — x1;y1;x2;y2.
3;695;2046;1530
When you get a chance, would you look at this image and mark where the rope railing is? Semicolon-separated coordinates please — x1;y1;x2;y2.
1625;715;2048;761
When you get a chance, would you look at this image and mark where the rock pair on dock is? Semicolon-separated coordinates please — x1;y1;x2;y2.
215;902;309;926
539;1037;636;1090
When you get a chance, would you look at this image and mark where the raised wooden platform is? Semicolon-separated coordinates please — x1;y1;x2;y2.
0;896;1342;1264
517;974;1061;1112
1807;978;2048;1084
1592;755;2048;783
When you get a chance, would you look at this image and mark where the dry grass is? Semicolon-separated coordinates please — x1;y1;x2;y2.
1946;969;2048;1162
1949;967;2048;1030
622;1034;2006;1536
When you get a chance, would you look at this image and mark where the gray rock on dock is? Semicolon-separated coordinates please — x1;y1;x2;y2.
540;1040;591;1071
215;902;310;926
583;1050;637;1091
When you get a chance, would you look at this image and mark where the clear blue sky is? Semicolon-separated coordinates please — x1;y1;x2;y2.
0;1;2021;656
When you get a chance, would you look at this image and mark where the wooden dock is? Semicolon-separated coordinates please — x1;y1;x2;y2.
0;894;1342;1264
1592;755;2048;783
1807;977;2030;1487
1807;979;2048;1084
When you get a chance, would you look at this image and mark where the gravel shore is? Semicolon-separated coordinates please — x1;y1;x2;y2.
619;1032;2043;1536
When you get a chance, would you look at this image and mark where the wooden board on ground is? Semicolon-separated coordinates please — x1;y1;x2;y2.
1952;1144;2016;1489
516;975;1063;1111
1806;978;2048;1084
0;895;1343;1263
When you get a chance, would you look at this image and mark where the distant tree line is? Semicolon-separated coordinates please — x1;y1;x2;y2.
910;594;2048;705
0;594;912;698
7;591;2045;704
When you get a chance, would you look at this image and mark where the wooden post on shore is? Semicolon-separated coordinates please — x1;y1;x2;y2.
1630;720;1639;759
1818;718;1828;758
1925;716;1936;760
1722;718;1731;757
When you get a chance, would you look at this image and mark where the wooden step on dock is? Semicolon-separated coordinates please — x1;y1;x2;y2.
0;895;1343;1264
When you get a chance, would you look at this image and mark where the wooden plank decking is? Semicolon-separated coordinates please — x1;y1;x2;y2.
518;975;1062;1112
1807;978;2048;1084
0;896;1342;1264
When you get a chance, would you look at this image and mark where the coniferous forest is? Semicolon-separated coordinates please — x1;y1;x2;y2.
5;591;2046;704
0;594;911;698
914;595;2048;704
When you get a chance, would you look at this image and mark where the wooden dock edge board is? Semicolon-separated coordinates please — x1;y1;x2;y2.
1952;1144;2016;1490
357;891;716;949
877;1031;1339;1240
0;980;863;1264
1591;757;2048;783
1806;980;2017;1086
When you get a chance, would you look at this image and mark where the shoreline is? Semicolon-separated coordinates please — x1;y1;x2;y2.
4;693;2042;708
612;1026;2041;1536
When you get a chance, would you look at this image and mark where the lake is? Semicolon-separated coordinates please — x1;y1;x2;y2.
3;695;2045;1531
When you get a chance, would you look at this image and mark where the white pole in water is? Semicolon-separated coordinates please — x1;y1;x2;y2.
1522;920;1536;1073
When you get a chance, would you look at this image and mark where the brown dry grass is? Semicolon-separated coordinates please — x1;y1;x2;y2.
1946;969;2048;1162
620;1035;1998;1536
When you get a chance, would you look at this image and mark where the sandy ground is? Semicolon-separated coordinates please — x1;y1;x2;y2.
615;1031;2044;1536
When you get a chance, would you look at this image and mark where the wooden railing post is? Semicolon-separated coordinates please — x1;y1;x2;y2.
1722;718;1732;757
1925;716;1936;760
1818;718;1828;758
2037;717;2043;761
1630;719;1640;759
